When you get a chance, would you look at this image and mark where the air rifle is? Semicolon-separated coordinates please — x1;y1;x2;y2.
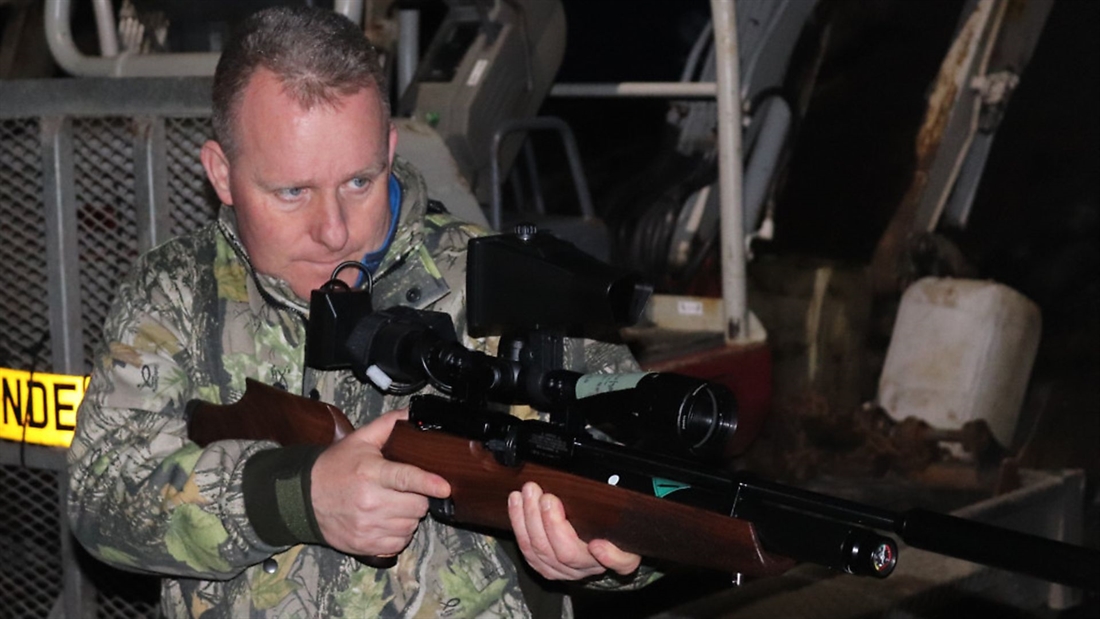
187;227;1099;589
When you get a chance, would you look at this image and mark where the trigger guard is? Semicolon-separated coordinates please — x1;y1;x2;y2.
429;497;456;523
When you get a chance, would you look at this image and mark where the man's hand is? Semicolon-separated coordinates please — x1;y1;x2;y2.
508;481;642;580
310;410;451;557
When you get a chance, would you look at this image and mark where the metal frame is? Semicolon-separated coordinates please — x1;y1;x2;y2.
545;0;750;343
41;116;85;375
1;77;219;619
2;78;213;377
0;78;214;118
488;116;595;231
44;0;364;78
711;0;748;343
547;0;816;344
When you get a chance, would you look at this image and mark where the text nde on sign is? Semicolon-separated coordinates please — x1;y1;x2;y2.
1;367;88;448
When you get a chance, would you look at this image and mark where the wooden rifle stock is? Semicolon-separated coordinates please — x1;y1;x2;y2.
185;380;791;577
186;379;398;569
186;378;354;448
381;420;795;577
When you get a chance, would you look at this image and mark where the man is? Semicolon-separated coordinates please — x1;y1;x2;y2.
67;7;648;618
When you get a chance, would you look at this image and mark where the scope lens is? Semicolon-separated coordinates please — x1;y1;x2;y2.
574;373;738;460
678;385;721;450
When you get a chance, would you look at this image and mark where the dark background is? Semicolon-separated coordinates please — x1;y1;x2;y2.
545;0;1098;476
548;3;1099;614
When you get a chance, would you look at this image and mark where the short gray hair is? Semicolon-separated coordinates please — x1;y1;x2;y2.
211;6;389;158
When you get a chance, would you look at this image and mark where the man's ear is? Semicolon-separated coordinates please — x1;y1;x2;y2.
201;140;234;206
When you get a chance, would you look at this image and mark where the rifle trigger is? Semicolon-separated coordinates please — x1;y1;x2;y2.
430;497;456;523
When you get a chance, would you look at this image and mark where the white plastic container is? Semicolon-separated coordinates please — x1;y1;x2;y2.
877;277;1041;448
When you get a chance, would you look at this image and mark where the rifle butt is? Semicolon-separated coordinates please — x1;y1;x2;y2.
187;378;354;447
382;421;794;577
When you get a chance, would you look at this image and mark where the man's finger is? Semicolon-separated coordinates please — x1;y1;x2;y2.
522;483;553;558
379;460;451;498
508;490;530;550
538;493;613;579
537;493;590;565
588;539;642;575
355;409;408;448
512;484;571;580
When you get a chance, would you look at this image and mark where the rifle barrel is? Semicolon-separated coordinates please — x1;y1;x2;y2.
898;509;1099;591
732;475;898;530
732;475;1100;590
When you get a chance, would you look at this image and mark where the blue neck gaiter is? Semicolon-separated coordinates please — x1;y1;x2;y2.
356;173;402;286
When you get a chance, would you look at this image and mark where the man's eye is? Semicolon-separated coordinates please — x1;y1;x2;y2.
349;177;370;190
277;187;304;199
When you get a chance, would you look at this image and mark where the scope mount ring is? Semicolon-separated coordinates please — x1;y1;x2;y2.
364;345;456;398
380;376;430;397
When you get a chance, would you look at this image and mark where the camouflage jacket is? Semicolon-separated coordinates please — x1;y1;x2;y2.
67;158;648;618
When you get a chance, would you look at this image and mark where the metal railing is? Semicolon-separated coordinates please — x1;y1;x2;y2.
1;77;217;619
44;0;365;78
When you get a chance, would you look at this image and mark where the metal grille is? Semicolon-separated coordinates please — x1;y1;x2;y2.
73;118;141;375
166;117;218;237
0;119;53;373
0;465;62;619
1;78;218;619
90;561;159;619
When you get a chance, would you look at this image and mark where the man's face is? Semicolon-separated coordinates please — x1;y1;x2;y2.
201;68;398;300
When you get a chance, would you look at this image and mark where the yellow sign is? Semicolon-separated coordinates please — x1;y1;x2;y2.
1;367;88;448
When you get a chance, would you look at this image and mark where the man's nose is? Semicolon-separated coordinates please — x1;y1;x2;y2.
312;193;350;251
